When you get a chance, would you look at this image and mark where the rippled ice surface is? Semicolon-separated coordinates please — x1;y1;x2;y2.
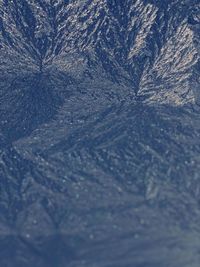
1;0;200;266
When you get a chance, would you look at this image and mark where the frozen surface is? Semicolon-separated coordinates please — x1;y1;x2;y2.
0;1;200;266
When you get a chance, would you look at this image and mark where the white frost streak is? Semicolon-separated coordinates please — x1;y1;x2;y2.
140;23;198;105
128;3;158;59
